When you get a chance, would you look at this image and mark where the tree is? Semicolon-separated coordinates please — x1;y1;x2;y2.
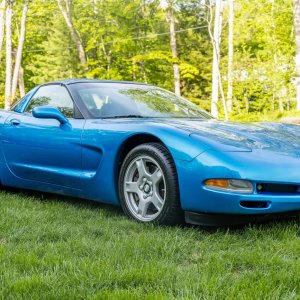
294;0;300;110
227;0;234;112
208;0;227;120
166;0;181;96
0;0;296;119
4;0;12;110
18;65;25;97
56;0;87;70
11;0;29;100
27;18;79;84
0;0;5;60
210;0;222;118
176;0;212;110
233;0;294;114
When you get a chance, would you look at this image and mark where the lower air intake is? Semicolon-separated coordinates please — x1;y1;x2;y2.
240;201;270;209
257;183;299;194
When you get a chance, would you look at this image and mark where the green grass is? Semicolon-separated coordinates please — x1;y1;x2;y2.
0;189;299;300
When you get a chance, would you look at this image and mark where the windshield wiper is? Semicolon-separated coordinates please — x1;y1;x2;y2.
102;115;145;119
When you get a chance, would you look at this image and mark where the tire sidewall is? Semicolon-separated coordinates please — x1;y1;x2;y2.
118;143;179;224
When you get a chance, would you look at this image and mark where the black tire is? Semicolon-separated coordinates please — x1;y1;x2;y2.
118;142;183;225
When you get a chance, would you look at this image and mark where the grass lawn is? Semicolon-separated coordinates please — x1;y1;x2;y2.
0;188;299;300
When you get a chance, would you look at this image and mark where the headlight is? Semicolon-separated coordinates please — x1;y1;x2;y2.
204;179;253;194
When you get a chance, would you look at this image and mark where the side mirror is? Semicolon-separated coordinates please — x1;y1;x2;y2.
32;106;69;125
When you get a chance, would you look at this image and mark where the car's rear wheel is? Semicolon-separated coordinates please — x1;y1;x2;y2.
119;143;183;225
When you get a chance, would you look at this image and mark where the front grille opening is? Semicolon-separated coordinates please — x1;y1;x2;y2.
256;183;299;194
240;201;270;209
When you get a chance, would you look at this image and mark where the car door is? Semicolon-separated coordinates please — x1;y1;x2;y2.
2;84;85;189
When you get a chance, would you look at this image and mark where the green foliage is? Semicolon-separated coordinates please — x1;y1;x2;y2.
27;18;80;85
230;109;300;122
228;0;296;116
0;0;297;121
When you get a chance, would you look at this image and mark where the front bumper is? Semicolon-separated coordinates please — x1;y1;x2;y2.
175;150;300;216
190;187;300;214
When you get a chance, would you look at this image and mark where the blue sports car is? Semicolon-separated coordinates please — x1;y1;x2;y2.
1;79;300;225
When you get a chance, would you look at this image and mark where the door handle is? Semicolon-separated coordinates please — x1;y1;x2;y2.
10;119;21;126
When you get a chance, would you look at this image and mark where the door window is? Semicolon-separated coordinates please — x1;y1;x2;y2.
25;85;74;118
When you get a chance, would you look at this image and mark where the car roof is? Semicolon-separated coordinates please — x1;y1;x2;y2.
44;78;150;86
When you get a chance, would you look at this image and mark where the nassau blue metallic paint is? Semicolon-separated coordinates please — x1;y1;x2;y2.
1;79;300;221
32;106;70;125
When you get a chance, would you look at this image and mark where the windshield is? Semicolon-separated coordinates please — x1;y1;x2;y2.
70;82;213;119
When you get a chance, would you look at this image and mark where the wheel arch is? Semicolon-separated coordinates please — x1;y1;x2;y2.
115;133;179;190
116;133;167;173
115;133;183;224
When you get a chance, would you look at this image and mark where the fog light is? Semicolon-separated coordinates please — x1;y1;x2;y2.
204;179;253;194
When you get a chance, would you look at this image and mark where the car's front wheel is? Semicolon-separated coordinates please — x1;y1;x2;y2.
119;143;182;225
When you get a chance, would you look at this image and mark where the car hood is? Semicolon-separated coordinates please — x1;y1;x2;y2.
163;119;300;153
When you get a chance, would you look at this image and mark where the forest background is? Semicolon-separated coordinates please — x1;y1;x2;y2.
0;0;299;122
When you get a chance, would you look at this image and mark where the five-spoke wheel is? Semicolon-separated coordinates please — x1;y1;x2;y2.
119;143;182;225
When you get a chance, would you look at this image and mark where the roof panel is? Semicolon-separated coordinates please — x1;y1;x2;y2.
45;78;149;86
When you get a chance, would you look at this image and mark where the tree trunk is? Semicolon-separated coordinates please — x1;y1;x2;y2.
167;0;181;96
207;1;227;119
227;0;234;112
18;65;25;97
4;0;12;110
244;95;249;114
210;0;223;118
93;0;98;14
271;0;283;112
294;0;300;110
0;0;5;61
100;36;112;78
11;0;29;100
279;97;284;112
57;0;87;69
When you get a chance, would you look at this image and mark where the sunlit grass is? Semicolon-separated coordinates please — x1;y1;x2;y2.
0;188;299;299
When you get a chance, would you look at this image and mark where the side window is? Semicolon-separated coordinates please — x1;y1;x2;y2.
25;85;74;118
12;88;37;113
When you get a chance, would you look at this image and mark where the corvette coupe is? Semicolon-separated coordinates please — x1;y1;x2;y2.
1;79;300;225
